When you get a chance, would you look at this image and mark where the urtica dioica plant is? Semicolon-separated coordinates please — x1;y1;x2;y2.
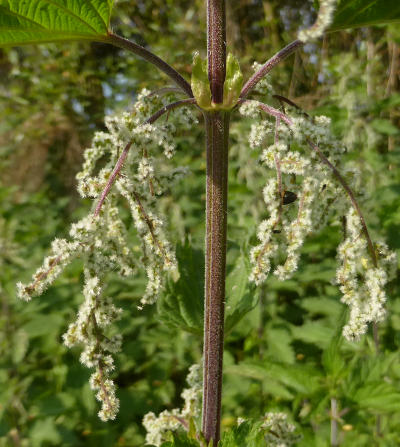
2;0;398;445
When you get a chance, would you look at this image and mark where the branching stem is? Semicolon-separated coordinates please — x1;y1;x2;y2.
105;33;193;97
240;40;303;99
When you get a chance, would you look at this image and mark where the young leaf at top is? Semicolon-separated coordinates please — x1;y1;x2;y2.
0;0;114;46
222;53;243;110
330;0;400;31
191;51;212;110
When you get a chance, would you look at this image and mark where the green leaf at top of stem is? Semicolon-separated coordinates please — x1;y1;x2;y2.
0;0;114;46
330;0;400;31
191;52;243;111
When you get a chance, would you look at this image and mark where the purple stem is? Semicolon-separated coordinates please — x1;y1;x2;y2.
202;2;228;444
105;33;193;98
240;40;303;99
202;110;230;445
207;0;226;104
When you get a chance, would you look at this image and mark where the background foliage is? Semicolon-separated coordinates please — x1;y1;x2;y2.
0;1;399;445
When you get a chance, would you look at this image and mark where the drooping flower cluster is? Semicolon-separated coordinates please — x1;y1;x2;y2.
64;270;122;421
298;0;338;43
241;102;345;283
240;100;396;340
16;89;196;420
337;209;397;340
143;364;202;446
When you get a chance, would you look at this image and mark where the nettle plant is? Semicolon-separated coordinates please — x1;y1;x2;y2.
2;1;399;445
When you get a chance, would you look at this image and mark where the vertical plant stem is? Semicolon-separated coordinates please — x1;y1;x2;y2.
207;0;226;104
202;110;230;445
330;397;339;447
202;1;228;445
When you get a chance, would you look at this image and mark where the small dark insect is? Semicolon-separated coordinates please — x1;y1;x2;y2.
282;190;298;205
321;184;327;192
272;229;282;234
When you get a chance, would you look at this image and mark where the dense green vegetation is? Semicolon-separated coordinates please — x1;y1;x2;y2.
0;1;399;446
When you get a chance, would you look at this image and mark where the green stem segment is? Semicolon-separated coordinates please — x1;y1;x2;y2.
203;110;230;445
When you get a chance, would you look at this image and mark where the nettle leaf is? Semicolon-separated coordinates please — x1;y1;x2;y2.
353;382;400;413
330;0;400;32
159;245;256;335
224;362;294;399
158;242;204;335
0;0;114;46
159;431;202;447
219;420;265;447
222;53;243;110
191;52;212;110
321;334;346;379
225;252;257;333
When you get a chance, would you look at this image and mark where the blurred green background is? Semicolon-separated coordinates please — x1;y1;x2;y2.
1;1;400;445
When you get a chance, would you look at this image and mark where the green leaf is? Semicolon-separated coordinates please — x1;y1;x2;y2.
371;119;400;136
225;252;258;333
290;321;334;348
225;360;322;397
158;242;204;335
29;417;61;447
0;0;114;46
321;334;346;379
11;328;29;363
224;363;295;399
219;420;265;447
330;0;400;32
265;327;295;364
191;52;212;110
353;382;400;412
299;297;342;320
160;431;201;447
222;53;243;110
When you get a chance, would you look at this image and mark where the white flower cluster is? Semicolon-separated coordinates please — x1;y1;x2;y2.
115;176;177;307
298;0;338;43
337;209;397;340
240;103;396;340
249;178;280;285
64;271;122;421
17;89;196;421
261;412;302;446
143;364;202;446
241;107;347;285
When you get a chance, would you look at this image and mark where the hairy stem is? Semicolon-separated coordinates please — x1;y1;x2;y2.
207;0;226;104
105;33;193;97
202;110;230;445
202;2;228;444
240;40;303;99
